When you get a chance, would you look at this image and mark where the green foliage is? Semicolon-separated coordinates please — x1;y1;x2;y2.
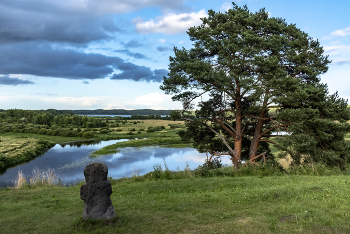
0;139;55;173
146;126;166;132
160;3;350;169
81;132;94;138
99;129;109;134
168;123;185;129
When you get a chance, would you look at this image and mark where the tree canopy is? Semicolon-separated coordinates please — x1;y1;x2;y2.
160;3;350;169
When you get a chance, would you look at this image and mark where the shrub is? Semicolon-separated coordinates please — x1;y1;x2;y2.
60;130;76;137
52;129;61;136
39;129;48;135
82;132;94;138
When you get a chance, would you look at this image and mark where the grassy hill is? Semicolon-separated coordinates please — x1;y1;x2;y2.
1;174;350;233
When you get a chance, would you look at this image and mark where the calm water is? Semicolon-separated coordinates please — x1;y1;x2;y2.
0;139;232;187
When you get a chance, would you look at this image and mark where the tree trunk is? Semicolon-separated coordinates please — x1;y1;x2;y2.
249;111;266;161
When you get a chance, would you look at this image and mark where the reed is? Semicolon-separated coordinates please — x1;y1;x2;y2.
13;167;58;188
14;170;27;189
29;167;57;186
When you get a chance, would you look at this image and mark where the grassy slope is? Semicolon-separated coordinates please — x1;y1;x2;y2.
1;175;350;233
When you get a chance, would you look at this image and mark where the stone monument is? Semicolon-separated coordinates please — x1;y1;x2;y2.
80;162;116;220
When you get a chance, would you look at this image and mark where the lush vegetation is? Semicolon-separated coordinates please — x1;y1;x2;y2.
161;3;350;170
0;109;191;171
0;135;54;172
2;167;350;233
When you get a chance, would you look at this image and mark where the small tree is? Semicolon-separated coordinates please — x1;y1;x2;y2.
160;3;350;169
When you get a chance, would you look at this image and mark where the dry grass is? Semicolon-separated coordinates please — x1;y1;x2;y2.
13;167;58;188
14;170;27;189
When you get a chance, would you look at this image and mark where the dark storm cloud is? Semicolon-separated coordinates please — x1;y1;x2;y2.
156;46;172;52
0;75;35;86
111;68;168;82
114;49;148;59
0;9;121;45
0;0;187;45
0;42;164;82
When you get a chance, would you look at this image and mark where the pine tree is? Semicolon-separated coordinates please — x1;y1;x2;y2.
160;3;350;169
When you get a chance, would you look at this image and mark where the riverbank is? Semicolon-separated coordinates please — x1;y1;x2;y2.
0;135;55;173
1;174;350;233
0;119;191;171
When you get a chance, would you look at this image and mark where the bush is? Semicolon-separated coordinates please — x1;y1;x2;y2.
146;126;165;132
39;129;48;135
52;129;61;136
99;129;109;134
195;157;222;177
82;132;94;138
60;130;76;137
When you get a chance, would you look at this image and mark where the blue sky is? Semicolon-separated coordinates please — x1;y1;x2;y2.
0;0;349;110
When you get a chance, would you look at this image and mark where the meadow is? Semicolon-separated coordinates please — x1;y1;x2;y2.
2;171;350;234
1;112;350;233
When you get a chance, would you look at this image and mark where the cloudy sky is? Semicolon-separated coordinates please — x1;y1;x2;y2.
1;0;349;110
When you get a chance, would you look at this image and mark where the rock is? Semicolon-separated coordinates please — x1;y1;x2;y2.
80;162;116;220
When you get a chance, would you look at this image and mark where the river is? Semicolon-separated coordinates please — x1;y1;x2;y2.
0;139;232;188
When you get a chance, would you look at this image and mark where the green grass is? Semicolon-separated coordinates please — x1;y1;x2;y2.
2;175;350;233
0;132;87;144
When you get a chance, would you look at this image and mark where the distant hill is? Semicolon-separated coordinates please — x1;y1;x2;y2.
71;109;174;116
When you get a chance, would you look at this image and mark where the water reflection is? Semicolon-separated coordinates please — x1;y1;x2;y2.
0;139;232;188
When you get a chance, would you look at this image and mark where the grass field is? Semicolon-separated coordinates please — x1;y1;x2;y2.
1;174;350;233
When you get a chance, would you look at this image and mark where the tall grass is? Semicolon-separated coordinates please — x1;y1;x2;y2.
14;170;27;189
13;167;57;188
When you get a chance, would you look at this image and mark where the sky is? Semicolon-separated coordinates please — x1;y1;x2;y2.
0;0;349;110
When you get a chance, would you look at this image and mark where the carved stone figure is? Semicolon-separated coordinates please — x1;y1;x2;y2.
80;162;116;220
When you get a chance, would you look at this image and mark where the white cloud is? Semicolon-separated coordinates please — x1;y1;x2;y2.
128;92;165;107
127;92;181;109
134;9;207;34
323;44;350;65
323;43;350;57
331;59;350;65
158;39;166;43
178;41;185;44
330;26;350;37
221;3;231;12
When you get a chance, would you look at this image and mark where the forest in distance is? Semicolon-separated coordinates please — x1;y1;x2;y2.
0;109;174;116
